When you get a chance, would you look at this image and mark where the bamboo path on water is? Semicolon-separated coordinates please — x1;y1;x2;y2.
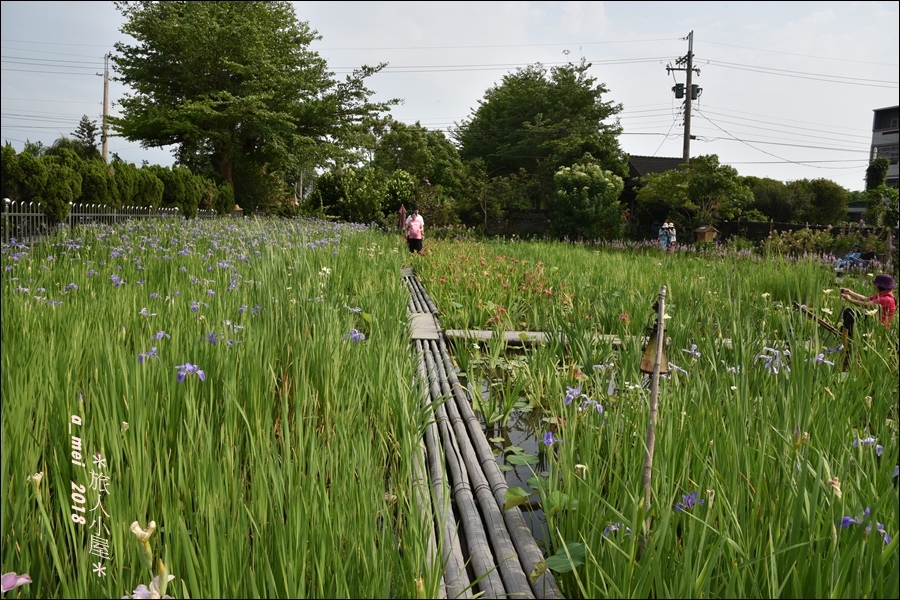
403;268;563;599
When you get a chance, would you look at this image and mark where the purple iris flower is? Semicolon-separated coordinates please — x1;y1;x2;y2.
124;574;175;599
343;329;366;343
811;353;834;366
893;465;899;479
564;384;582;406
110;274;125;286
675;491;705;512
602;523;631;538
175;363;206;383
681;344;701;358
207;332;218;345
853;437;877;448
155;331;170;340
149;292;159;299
580;398;604;415
1;572;32;593
137;347;159;364
840;515;859;528
542;431;559;447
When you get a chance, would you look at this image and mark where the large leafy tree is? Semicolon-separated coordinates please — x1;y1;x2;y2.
453;60;628;210
743;176;796;223
549;161;625;241
786;179;849;225
372;119;466;221
110;1;395;212
635;154;754;228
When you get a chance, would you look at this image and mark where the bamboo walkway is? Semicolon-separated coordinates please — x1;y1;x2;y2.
403;268;563;600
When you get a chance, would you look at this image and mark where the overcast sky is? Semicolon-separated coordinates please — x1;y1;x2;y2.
2;1;898;192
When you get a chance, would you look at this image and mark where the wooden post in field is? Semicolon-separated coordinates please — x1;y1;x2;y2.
640;285;666;546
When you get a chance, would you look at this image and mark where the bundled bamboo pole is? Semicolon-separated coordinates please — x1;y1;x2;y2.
424;345;507;598
428;339;535;598
437;336;564;599
416;341;471;598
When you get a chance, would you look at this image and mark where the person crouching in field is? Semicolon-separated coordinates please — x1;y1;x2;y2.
839;273;896;337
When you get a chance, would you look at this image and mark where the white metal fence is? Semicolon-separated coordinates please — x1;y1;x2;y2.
2;198;218;246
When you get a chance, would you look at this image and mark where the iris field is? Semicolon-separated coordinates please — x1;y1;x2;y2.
1;217;897;599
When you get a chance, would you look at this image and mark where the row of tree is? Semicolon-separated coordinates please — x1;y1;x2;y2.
2;1;897;239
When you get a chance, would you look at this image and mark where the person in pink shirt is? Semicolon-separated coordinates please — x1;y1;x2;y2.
404;207;424;253
839;273;896;336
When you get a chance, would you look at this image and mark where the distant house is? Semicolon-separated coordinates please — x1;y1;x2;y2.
628;155;685;181
871;105;899;190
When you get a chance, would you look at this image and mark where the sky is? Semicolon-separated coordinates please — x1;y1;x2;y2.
2;1;898;192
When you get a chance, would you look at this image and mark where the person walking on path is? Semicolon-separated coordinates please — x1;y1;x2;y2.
405;207;425;253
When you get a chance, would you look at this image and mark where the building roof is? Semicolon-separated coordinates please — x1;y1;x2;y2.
628;155;684;179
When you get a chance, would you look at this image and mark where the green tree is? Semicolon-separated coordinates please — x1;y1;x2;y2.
110;1;395;211
787;178;848;225
1;144;25;200
635;155;753;228
744;176;796;222
373;119;464;191
78;160;115;207
865;157;890;191
454;60;628;210
72;115;102;161
549;161;625;241
38;153;82;223
16;153;48;203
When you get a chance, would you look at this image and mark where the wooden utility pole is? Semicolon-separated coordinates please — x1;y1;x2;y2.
682;32;695;163
667;31;700;163
102;53;110;163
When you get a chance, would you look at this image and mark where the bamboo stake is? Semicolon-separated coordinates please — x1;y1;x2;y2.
641;286;666;540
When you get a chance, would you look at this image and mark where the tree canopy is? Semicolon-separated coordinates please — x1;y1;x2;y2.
635;154;755;227
453;60;628;210
110;0;396;212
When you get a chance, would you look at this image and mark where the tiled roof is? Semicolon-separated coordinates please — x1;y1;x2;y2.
628;155;684;178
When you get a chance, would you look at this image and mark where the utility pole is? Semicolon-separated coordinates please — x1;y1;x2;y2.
666;31;700;163
102;53;110;163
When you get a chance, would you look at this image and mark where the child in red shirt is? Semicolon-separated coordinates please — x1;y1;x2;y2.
840;273;896;335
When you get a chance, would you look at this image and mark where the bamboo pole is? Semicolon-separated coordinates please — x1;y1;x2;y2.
424;345;507;598
416;341;471;598
437;336;564;599
641;286;666;538
428;340;535;598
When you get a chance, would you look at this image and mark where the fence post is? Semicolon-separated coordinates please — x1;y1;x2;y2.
3;197;9;245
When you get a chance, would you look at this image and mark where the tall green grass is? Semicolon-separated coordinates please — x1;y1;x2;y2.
2;218;441;598
4;226;897;599
415;238;899;598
